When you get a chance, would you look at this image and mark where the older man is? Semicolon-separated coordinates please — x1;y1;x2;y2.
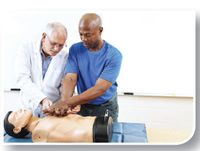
15;22;71;117
46;13;122;122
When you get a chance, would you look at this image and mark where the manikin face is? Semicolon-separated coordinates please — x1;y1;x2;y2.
42;29;67;57
8;109;32;129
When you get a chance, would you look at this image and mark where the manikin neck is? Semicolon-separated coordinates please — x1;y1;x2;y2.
26;116;41;132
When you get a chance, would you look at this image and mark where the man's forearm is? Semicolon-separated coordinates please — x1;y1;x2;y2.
67;78;113;107
67;86;103;107
61;75;77;101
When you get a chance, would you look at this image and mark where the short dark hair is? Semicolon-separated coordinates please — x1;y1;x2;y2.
4;111;29;138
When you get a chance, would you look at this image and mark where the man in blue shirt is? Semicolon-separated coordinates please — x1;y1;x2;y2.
46;13;122;122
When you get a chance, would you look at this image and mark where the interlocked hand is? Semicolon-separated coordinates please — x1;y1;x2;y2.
43;101;69;116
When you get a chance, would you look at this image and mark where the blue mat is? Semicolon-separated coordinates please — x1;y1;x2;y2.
4;122;148;143
111;122;148;143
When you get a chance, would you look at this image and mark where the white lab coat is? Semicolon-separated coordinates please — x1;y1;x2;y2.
15;39;68;117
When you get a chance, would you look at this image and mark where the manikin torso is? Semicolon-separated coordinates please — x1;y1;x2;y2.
26;114;96;142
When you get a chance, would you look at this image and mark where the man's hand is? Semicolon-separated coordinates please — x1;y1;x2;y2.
67;105;81;114
41;98;52;114
44;101;70;116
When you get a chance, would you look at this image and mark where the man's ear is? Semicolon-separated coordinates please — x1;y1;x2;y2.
13;127;22;134
99;27;103;33
42;33;46;41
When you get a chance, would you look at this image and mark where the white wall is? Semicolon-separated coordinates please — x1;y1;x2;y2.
2;10;195;97
3;91;194;130
118;95;194;130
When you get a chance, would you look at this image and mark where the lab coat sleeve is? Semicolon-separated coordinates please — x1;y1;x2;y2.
59;56;68;94
15;43;46;112
59;76;64;94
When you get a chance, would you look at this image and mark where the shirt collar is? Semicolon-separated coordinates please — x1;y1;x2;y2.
40;42;52;59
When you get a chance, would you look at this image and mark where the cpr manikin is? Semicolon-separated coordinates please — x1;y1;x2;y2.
4;109;113;142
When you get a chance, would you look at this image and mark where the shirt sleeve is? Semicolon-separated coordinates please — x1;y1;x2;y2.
100;50;123;83
65;46;79;74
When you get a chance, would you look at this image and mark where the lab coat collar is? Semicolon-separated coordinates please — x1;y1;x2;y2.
33;39;66;82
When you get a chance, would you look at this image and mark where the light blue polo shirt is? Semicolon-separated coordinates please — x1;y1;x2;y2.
65;40;122;104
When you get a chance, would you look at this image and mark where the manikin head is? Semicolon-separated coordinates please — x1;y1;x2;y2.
4;109;32;138
41;22;67;57
79;13;103;51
